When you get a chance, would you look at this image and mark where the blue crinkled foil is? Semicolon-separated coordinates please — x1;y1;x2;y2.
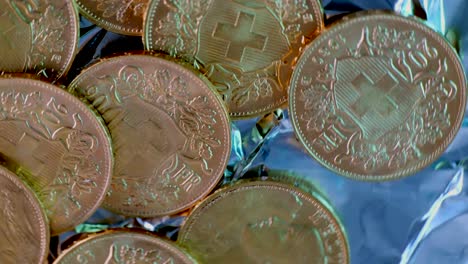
57;1;468;264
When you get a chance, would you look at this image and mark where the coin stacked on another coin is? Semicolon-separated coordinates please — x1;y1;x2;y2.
0;0;465;263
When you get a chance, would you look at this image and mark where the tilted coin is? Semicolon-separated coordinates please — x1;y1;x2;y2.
144;0;324;118
0;165;49;264
289;12;466;181
0;0;78;80
178;181;349;264
75;0;148;36
54;230;195;263
69;54;231;217
0;78;113;235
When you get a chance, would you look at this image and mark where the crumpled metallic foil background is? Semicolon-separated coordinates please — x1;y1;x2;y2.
56;1;468;263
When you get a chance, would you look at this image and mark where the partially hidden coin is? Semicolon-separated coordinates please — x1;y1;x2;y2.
144;0;324;118
69;54;231;217
54;230;195;263
75;0;148;36
178;181;349;264
0;165;49;264
289;12;466;181
0;78;113;235
0;0;78;80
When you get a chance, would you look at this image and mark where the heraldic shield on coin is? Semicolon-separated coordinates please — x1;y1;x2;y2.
54;231;195;264
178;181;349;264
69;55;231;217
144;0;324;118
0;78;113;235
0;0;78;80
0;165;49;264
289;13;467;181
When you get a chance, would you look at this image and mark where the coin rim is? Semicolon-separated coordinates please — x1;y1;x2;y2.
53;230;195;263
178;180;350;263
56;0;80;80
69;54;231;217
143;0;325;118
0;77;114;235
74;0;143;36
289;12;467;181
0;165;50;264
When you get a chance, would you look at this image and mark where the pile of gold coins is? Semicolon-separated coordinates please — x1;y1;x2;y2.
0;0;465;263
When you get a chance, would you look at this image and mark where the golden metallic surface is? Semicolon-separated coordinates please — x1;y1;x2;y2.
0;165;49;264
178;181;349;264
289;12;466;181
75;0;148;36
54;230;195;263
144;0;324;118
0;78;113;235
69;54;231;217
0;0;78;80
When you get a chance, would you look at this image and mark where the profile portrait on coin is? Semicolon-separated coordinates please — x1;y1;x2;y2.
69;54;231;217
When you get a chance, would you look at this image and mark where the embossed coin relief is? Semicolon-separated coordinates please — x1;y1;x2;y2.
75;0;148;35
0;0;78;80
69;55;231;217
144;0;324;118
54;231;195;263
178;181;349;264
0;165;49;264
0;78;113;235
289;13;467;180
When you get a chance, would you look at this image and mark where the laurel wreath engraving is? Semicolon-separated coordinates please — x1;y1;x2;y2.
92;0;147;22
0;91;100;218
301;26;456;170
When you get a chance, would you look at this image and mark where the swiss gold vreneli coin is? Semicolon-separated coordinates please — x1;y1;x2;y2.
75;0;148;36
0;78;113;235
290;13;466;181
0;165;49;264
144;0;324;118
0;0;78;80
69;54;231;217
178;181;349;264
54;230;195;263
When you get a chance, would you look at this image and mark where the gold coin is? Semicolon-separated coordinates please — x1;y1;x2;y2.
178;181;349;264
75;0;148;36
289;12;466;181
54;230;195;263
0;78;113;235
0;165;49;264
144;0;324;118
69;54;231;217
0;0;78;80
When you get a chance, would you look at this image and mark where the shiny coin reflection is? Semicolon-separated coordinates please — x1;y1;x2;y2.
178;181;349;264
289;12;466;181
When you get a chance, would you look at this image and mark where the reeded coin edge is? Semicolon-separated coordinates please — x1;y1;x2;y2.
178;181;350;263
2;78;114;235
69;54;231;217
143;0;325;118
0;165;50;264
289;13;467;181
54;230;194;263
75;1;143;36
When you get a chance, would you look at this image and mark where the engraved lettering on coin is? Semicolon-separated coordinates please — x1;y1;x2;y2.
75;0;147;36
54;231;194;264
0;0;78;80
0;165;49;264
0;78;112;235
179;181;349;264
144;0;324;117
69;55;231;216
290;13;466;180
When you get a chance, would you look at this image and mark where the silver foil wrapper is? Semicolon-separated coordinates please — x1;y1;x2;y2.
56;1;468;263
